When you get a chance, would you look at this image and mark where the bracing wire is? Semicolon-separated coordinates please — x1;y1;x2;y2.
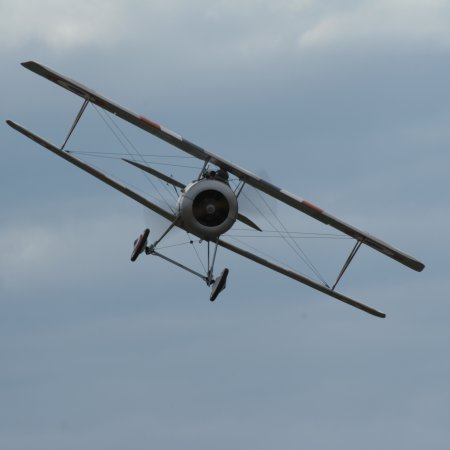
92;105;177;212
238;186;329;287
226;233;351;239
255;189;330;287
229;228;350;238
94;112;181;205
64;151;169;206
69;151;200;169
65;150;194;159
227;235;311;278
157;239;202;251
187;233;207;274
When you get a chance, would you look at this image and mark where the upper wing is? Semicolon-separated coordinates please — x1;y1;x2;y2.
21;61;424;273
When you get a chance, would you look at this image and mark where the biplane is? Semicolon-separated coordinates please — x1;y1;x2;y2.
7;61;425;318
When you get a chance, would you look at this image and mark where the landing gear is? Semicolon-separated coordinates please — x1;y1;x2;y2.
130;228;150;262
130;227;230;301
210;268;229;301
206;240;229;301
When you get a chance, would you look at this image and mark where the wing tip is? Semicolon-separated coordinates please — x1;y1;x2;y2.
403;258;425;272
21;61;50;77
21;60;36;69
416;262;425;272
6;119;20;131
353;304;386;319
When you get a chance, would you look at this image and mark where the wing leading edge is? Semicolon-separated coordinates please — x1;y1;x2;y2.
19;61;424;273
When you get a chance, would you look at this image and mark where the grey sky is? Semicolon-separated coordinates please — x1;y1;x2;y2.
1;1;449;449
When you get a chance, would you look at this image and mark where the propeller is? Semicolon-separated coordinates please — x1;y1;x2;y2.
192;189;230;226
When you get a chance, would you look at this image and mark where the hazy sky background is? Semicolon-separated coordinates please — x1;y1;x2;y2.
1;1;449;449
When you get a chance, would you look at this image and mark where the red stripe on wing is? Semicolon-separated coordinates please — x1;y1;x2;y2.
302;200;323;214
140;116;161;130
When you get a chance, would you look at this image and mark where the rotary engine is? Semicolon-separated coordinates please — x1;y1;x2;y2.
177;176;238;240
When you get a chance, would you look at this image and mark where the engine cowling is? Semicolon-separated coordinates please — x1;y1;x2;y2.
177;178;238;240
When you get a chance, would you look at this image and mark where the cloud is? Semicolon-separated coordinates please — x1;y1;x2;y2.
298;0;450;50
0;202;140;293
0;0;126;50
3;0;450;62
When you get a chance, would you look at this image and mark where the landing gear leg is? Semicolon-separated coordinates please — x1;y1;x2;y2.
206;240;229;301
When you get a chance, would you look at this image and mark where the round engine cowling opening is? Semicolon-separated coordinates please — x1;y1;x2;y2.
177;179;238;240
193;189;230;226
